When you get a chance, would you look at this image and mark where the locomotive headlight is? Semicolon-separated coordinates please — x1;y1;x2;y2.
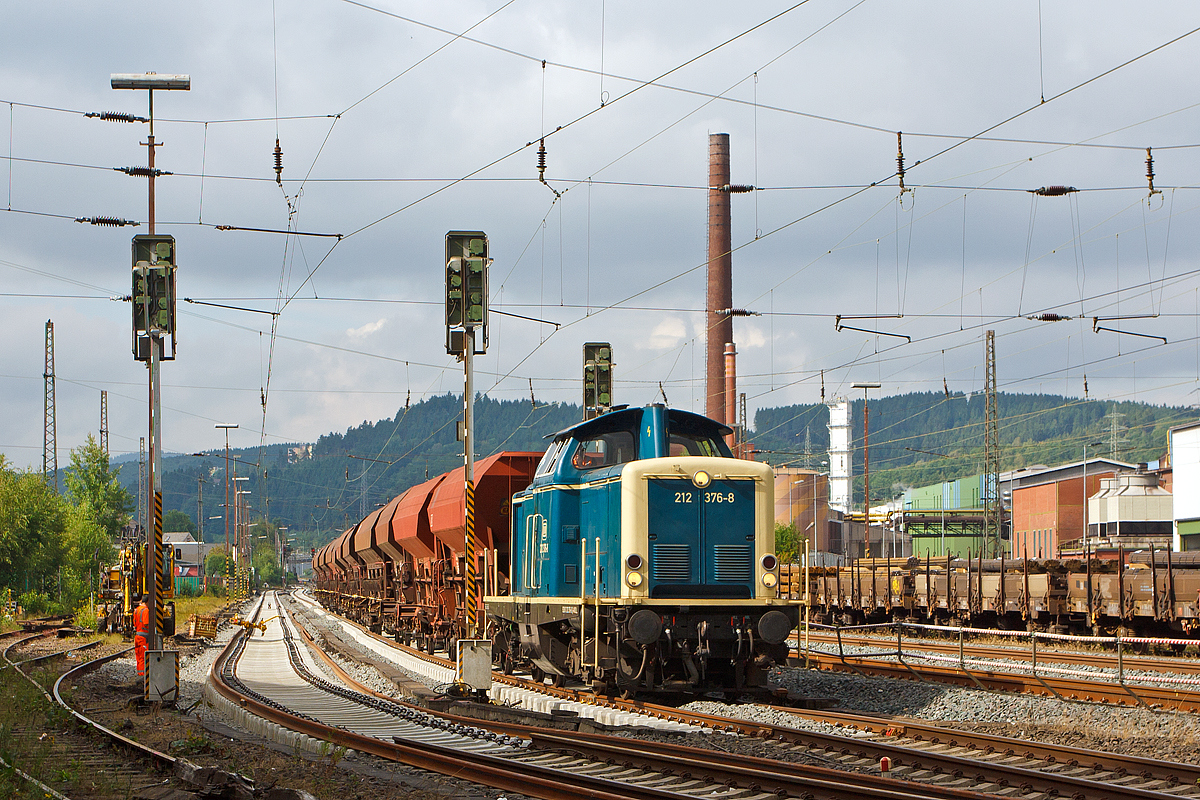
625;554;644;588
761;571;778;588
692;470;712;488
760;554;778;571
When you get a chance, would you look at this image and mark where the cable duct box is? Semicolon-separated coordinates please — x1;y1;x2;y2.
455;640;492;691
144;650;179;703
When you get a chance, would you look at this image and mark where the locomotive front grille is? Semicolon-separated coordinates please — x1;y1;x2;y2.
711;544;752;582
652;543;691;582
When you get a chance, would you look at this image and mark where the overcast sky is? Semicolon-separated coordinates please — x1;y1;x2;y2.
4;1;1200;468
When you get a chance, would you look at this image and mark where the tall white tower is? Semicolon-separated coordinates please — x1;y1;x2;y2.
827;399;852;513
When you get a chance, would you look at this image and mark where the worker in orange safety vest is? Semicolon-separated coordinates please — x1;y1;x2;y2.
133;595;150;681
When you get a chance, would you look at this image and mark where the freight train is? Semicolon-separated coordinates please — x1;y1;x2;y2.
312;404;797;694
799;550;1200;641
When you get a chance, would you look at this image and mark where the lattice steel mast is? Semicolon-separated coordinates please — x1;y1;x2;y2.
43;320;57;491
983;330;1002;557
99;390;109;456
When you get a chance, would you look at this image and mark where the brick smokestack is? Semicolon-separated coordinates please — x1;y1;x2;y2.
706;133;732;422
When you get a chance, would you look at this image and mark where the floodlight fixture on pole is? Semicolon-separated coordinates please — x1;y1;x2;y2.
852;383;881;557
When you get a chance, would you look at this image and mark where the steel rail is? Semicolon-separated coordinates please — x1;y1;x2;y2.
798;629;1200;675
17;638;102;667
49;647;180;768
766;703;1200;790
802;650;1200;711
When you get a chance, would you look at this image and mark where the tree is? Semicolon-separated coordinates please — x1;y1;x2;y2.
205;548;230;578
775;522;800;564
163;509;195;536
64;435;133;541
0;460;68;593
0;457;113;616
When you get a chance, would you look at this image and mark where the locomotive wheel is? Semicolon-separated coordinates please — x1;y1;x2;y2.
552;672;566;688
530;665;546;684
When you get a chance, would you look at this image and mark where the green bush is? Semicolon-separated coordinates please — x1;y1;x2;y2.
18;591;50;616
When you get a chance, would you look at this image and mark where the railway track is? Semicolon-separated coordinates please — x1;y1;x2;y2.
285;589;1200;799
0;605;320;800
798;627;1200;674
227;591;1015;799
799;648;1200;711
0;631;182;799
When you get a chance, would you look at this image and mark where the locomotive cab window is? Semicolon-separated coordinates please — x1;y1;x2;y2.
571;430;636;470
668;431;727;457
535;439;566;476
666;411;734;458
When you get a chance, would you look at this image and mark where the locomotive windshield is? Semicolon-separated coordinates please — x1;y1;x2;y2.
667;410;734;458
571;430;636;470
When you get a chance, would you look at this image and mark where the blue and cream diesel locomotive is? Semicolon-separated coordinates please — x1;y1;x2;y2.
485;403;797;693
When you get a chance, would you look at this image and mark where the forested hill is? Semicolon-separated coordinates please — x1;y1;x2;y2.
139;395;581;550
752;391;1194;499
138;391;1195;550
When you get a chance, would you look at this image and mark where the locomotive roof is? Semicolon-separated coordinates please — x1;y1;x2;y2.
545;404;733;442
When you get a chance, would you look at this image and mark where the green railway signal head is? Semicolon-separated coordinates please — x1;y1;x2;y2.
131;234;177;362
445;231;489;355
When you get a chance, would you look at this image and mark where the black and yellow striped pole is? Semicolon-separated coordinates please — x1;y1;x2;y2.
465;477;477;635
153;489;165;640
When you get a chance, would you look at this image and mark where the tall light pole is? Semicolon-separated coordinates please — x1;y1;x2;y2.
215;424;238;570
853;382;881;557
113;72;189;653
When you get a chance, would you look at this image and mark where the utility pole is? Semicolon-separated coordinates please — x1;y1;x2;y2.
853;382;881;557
197;476;204;544
983;330;1002;558
43;320;57;491
114;72;188;656
216;424;237;589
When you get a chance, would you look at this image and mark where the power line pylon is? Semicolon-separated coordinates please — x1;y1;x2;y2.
1106;409;1128;460
983;330;1002;557
43;320;57;491
99;390;109;456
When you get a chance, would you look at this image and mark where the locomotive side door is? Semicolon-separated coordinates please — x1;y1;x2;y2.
513;495;548;597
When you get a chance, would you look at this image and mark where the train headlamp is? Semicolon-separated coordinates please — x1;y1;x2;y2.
625;570;644;588
692;470;712;489
761;571;778;589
